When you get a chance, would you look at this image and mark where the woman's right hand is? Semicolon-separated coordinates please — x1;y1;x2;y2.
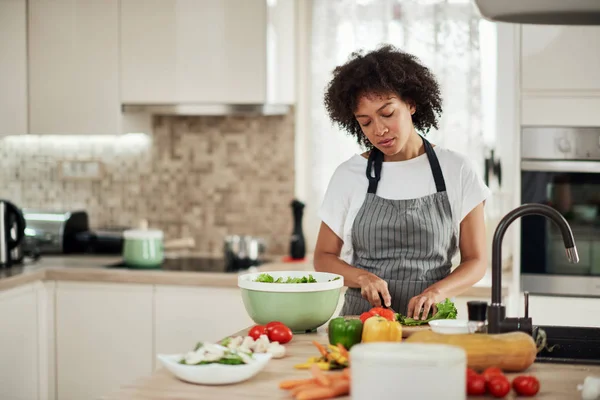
357;273;391;308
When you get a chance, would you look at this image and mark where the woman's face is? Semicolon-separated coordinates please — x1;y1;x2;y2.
354;93;416;157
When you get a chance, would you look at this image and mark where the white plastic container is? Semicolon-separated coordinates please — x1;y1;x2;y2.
350;343;467;400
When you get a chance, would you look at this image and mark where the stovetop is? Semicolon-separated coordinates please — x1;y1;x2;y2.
105;256;265;273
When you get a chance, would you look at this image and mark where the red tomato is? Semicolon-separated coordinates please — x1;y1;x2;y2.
487;375;510;398
466;374;486;396
248;325;267;340
269;324;293;344
266;321;284;334
512;375;540;396
482;367;504;382
466;368;479;379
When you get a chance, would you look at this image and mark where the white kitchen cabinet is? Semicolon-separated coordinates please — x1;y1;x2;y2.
154;285;254;368
40;281;56;400
0;283;40;400
55;282;153;400
521;25;600;127
120;0;295;105
522;294;600;328
28;0;120;134
521;25;600;93
0;0;27;135
521;96;600;127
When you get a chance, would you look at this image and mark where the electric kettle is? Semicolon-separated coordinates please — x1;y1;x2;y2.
0;200;26;268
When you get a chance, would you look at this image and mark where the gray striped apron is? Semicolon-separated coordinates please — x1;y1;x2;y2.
340;136;459;316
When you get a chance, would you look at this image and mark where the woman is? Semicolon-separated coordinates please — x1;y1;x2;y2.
314;45;491;320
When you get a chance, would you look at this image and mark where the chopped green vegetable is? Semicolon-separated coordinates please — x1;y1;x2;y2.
253;273;339;283
395;298;458;326
179;342;254;366
179;353;248;365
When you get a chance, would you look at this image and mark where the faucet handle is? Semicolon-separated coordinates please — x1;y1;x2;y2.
524;291;529;319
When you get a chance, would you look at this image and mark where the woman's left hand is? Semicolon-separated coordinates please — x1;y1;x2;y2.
407;287;445;320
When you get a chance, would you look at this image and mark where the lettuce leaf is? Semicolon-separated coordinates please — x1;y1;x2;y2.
396;298;458;326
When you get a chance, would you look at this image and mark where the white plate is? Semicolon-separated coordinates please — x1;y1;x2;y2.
238;271;344;292
428;319;471;334
157;352;272;385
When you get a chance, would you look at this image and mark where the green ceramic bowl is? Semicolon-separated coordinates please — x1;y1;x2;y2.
238;271;344;333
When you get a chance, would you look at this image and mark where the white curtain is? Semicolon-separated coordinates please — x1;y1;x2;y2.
309;0;490;212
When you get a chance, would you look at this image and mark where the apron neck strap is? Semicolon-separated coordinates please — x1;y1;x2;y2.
365;135;447;194
422;137;446;193
366;148;383;194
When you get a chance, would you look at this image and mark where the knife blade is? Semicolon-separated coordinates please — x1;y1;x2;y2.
379;293;395;312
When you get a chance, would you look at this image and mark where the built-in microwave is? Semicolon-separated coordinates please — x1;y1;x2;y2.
520;127;600;298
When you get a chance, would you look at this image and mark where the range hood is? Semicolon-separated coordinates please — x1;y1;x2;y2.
119;0;295;117
474;0;600;25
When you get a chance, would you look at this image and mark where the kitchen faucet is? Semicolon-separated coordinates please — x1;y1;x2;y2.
487;203;579;334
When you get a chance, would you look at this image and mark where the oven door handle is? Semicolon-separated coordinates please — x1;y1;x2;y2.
521;160;600;173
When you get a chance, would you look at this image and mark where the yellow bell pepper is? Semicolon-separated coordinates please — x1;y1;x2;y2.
361;315;403;343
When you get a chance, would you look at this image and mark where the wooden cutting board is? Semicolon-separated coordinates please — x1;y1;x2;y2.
344;315;431;338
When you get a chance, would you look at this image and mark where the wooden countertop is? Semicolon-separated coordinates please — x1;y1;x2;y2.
0;255;508;298
101;326;600;400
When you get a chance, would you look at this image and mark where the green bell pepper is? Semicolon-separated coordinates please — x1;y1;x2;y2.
328;317;363;350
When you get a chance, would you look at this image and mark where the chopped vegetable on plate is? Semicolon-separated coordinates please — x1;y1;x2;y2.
179;342;254;366
220;333;287;359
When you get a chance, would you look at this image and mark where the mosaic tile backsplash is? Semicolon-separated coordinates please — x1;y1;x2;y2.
0;111;296;256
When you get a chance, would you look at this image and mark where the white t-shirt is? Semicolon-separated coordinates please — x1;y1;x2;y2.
318;146;492;264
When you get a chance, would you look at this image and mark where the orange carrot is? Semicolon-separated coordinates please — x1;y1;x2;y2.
342;368;351;380
337;343;349;359
310;363;331;386
295;387;336;400
295;381;350;400
291;383;323;396
330;379;351;396
279;378;316;390
312;341;329;358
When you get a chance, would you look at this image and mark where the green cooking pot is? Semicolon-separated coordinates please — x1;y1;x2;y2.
122;229;164;268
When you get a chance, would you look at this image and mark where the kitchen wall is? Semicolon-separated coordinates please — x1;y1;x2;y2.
0;111;296;256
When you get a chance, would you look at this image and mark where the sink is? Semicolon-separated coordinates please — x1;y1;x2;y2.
534;325;600;365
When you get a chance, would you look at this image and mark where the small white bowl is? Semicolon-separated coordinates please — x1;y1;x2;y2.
428;319;471;334
157;352;272;385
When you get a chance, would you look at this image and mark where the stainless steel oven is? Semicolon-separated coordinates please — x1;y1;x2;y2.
520;127;600;298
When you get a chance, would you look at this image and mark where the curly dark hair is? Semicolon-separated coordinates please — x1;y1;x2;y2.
323;44;443;149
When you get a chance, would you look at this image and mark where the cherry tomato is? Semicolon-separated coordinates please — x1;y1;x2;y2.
268;324;293;344
466;368;479;379
248;325;267;340
266;321;284;335
487;375;511;398
512;375;540;396
466;374;486;396
482;367;504;382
